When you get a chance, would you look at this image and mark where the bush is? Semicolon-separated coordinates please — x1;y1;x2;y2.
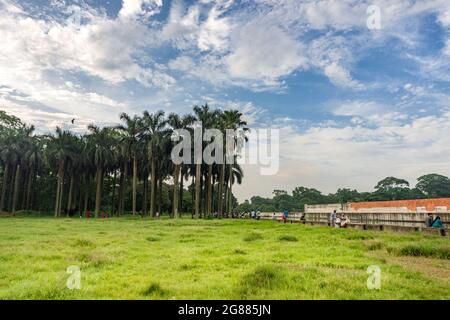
278;235;298;242
366;241;384;251
74;239;94;247
388;245;450;260
243;232;263;242
142;282;166;297
238;265;285;297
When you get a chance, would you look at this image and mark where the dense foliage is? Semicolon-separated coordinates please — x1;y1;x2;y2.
0;106;246;217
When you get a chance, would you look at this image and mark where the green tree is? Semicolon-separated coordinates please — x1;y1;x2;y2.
416;174;450;198
115;113;143;216
142;110;168;217
87;125;116;218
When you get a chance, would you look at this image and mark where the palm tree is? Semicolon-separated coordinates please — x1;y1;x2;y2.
168;113;195;218
141;110;168;217
87;125;116;218
226;163;243;213
218;110;248;216
23;136;43;211
193;104;221;217
0;109;248;217
115;113;143;216
45;127;77;217
0;132;17;212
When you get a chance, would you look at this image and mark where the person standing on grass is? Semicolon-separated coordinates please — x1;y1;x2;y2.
431;216;444;229
425;213;433;227
330;210;337;227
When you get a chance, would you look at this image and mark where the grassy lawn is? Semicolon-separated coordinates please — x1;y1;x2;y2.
0;217;449;300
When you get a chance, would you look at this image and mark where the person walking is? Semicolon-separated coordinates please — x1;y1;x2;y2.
330;210;337;227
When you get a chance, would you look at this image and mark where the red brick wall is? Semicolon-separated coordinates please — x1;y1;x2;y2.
349;198;450;212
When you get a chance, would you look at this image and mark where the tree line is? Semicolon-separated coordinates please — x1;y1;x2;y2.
0;106;247;218
236;175;450;213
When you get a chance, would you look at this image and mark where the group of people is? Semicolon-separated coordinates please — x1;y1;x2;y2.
425;213;444;228
229;211;261;219
329;210;350;228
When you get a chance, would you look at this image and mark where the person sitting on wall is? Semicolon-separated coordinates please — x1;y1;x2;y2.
341;214;350;228
425;213;433;227
300;213;306;224
431;216;444;229
335;215;341;228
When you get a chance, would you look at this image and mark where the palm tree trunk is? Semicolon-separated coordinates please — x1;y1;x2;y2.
150;157;156;217
25;168;33;210
110;169;117;215
8;164;17;212
191;177;195;218
158;174;163;215
54;160;63;218
172;164;180;218
0;163;10;212
20;168;28;210
179;166;184;215
132;156;137;216
12;164;21;215
142;176;148;216
58;169;65;217
117;163;124;216
94;167;103;218
228;170;233;213
194;163;201;218
218;164;225;217
67;174;74;217
120;163;128;215
83;176;89;216
206;165;212;216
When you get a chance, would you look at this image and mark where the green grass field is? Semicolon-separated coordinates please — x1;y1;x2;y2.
0;217;449;300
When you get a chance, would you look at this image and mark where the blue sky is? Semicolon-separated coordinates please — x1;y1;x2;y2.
1;0;450;201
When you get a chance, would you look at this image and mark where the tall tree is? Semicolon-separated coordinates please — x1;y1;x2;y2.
142;110;168;217
168;113;195;218
87;125;116;218
115;113;143;216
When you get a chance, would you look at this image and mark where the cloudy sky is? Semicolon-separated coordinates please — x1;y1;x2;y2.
1;0;450;201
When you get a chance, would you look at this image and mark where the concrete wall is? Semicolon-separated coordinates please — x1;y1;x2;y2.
259;211;450;229
305;198;450;214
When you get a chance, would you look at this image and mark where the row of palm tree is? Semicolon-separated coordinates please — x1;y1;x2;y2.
0;105;247;218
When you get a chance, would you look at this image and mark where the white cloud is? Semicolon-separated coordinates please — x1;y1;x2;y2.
119;0;163;19
226;21;307;83
324;62;364;89
235;111;450;201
